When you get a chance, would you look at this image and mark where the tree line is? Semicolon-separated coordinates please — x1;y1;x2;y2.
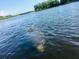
34;0;79;11
0;15;13;20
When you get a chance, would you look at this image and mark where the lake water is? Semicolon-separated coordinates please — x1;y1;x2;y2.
0;2;79;59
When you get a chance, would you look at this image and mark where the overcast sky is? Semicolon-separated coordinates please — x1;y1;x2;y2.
0;0;46;16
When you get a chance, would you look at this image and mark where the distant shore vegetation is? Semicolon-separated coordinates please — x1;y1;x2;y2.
0;15;13;20
34;0;79;11
0;11;33;20
0;0;79;20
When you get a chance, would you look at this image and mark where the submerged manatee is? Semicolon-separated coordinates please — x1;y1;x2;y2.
27;27;45;52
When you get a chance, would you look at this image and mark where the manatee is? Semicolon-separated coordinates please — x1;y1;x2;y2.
27;27;45;52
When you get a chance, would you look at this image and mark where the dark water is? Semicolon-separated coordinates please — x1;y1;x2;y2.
0;2;79;59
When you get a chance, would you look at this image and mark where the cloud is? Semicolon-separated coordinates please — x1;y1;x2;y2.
0;10;7;16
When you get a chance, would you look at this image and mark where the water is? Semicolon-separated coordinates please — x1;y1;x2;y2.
0;2;79;59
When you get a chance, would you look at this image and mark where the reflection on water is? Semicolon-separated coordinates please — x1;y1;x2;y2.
0;2;79;59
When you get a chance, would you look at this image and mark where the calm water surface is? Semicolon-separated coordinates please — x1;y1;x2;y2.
0;2;79;59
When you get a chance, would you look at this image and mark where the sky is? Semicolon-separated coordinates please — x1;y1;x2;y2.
0;0;46;16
